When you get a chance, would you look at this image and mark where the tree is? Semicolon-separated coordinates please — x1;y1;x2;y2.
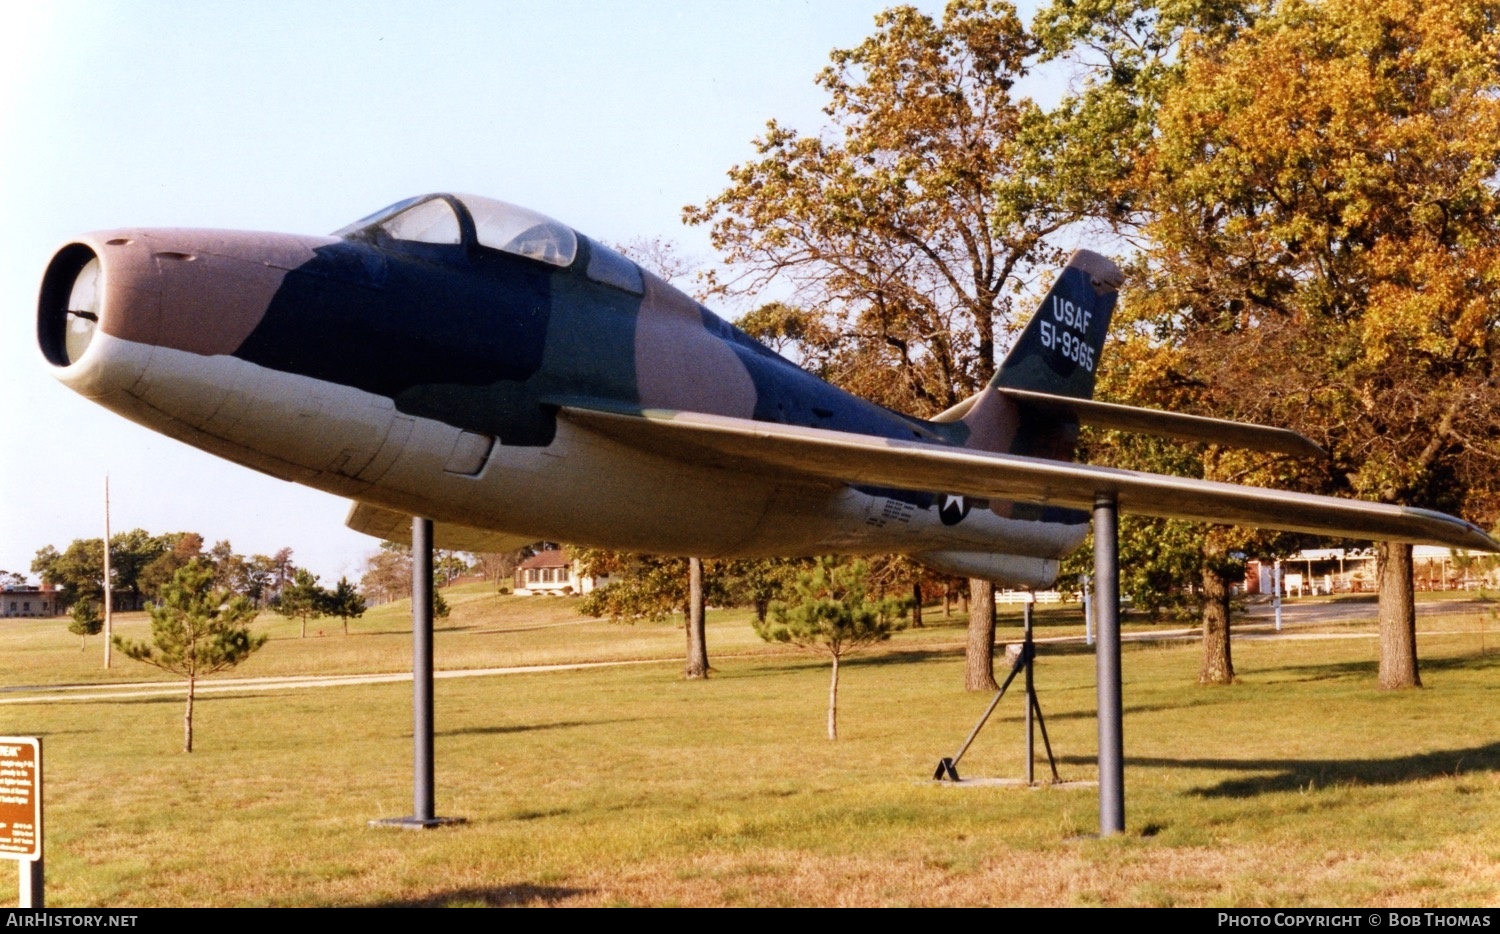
685;558;709;679
244;553;280;607
575;550;736;678
114;560;266;752
33;529;172;612
433;550;471;585
33;539;103;609
718;558;803;623
689;0;1086;690
755;558;907;739
139;532;204;601
275;568;329;638
470;549;528;591
67;600;102;650
1031;0;1262;231
965;579;999;689
359;541;413;605
206;540;250;596
270;548;296;602
1128;0;1500;687
327;577;366;635
106;528;170;611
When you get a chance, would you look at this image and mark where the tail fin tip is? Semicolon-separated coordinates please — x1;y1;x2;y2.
991;249;1123;400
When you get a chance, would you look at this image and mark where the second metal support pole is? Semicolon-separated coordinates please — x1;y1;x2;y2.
1094;494;1125;836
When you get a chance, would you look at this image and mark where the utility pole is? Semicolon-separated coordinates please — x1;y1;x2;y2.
103;476;112;669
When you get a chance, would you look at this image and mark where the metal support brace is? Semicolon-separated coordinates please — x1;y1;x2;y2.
935;598;1059;785
1094;494;1124;835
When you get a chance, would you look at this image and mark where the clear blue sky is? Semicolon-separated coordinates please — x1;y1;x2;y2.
1;1;1049;584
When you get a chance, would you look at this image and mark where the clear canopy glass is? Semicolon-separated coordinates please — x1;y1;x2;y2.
333;193;579;268
456;194;577;267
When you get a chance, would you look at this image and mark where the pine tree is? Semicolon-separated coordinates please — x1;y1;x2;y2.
755;558;907;740
114;560;266;752
67;600;102;650
327;577;366;636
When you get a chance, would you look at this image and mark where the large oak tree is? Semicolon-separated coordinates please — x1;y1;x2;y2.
1127;0;1500;687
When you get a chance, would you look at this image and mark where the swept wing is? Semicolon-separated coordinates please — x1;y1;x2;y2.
559;404;1497;553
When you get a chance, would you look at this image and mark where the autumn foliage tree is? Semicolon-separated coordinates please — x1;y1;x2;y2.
689;0;1088;690
1128;0;1500;687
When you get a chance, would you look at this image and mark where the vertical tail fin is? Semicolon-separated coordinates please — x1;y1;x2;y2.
956;250;1123;459
992;249;1123;399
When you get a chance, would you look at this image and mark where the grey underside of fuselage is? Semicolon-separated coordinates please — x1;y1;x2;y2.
73;334;1083;561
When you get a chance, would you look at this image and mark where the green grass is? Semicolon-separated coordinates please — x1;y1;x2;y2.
2;589;1497;906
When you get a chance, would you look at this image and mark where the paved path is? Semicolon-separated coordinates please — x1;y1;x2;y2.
0;658;676;705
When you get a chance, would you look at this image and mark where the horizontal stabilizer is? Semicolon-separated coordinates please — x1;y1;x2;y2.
559;405;1498;553
999;389;1327;459
346;501;536;552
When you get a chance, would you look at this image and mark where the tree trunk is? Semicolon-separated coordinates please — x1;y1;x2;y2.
300;615;306;639
1198;561;1235;685
965;578;999;691
1378;542;1421;689
911;582;923;628
827;652;840;740
684;557;709;679
184;675;196;753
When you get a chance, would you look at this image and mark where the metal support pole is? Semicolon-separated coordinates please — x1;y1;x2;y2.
1273;562;1283;632
1094;494;1124;836
412;516;434;823
370;517;463;830
1082;575;1094;646
1023;600;1035;786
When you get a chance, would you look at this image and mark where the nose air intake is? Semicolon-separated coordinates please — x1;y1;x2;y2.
38;243;103;367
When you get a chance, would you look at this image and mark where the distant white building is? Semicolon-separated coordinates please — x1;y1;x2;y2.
1246;546;1498;596
1;585;61;618
513;548;608;596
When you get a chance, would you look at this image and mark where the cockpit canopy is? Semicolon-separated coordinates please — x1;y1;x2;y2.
333;193;645;295
333;193;579;267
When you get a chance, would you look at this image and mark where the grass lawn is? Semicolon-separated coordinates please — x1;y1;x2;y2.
2;587;1497;906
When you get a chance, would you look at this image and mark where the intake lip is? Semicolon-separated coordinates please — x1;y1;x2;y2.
38;242;102;368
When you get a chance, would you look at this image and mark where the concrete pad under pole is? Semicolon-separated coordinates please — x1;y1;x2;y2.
371;516;464;831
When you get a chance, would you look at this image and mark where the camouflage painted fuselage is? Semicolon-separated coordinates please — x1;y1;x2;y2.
40;194;1100;587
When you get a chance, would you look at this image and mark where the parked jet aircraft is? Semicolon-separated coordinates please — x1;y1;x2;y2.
38;192;1499;582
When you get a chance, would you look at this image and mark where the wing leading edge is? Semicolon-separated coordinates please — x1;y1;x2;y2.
560;405;1499;553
